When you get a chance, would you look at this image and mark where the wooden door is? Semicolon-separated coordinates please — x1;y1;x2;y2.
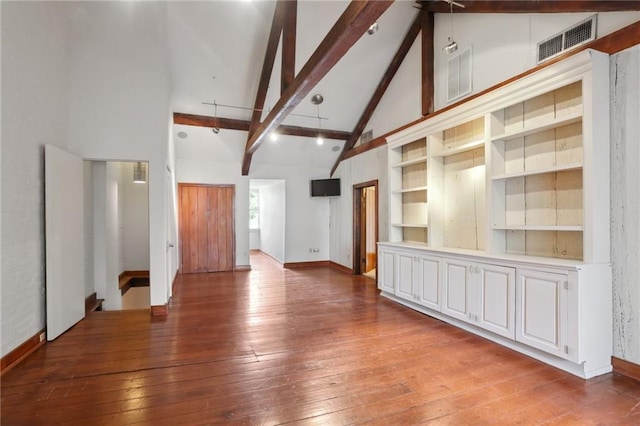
179;184;235;273
353;181;378;276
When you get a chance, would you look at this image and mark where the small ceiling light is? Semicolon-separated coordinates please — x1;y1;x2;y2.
367;22;379;35
177;131;188;139
212;127;220;134
133;162;147;184
317;136;324;146
443;1;459;54
270;132;278;141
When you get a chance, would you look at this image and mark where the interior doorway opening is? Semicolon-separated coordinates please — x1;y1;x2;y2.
249;179;286;267
353;180;378;280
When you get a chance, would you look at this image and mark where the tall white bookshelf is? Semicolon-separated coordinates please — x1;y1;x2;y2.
379;50;612;379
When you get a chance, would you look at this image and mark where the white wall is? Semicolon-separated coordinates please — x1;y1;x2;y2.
433;12;640;110
1;2;172;357
611;45;640;365
330;146;389;269
1;1;71;357
259;181;286;263
366;12;640;142
65;1;172;307
252;164;331;263
120;162;150;271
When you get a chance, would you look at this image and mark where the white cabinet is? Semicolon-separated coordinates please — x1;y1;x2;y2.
393;250;441;311
515;269;571;360
476;264;516;339
395;250;416;300
442;259;515;339
416;254;440;311
378;247;395;293
379;50;611;378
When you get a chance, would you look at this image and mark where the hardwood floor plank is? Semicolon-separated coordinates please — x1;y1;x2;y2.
2;252;638;425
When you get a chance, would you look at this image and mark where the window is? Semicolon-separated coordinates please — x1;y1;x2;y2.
249;188;260;229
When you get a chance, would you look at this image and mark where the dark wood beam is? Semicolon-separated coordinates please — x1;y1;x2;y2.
243;1;286;175
282;0;297;96
173;112;350;141
330;10;421;176
174;113;250;131
421;10;434;116
276;124;350;141
420;1;640;13
242;0;394;174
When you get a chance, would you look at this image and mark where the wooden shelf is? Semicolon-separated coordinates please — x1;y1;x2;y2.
431;139;484;158
392;223;429;228
392;186;427;194
492;225;583;231
392;155;428;168
491;113;582;142
491;162;582;181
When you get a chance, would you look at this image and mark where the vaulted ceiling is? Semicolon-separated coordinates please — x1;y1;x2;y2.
169;1;640;175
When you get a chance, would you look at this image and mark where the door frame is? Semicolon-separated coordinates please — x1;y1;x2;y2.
353;180;378;277
178;183;236;273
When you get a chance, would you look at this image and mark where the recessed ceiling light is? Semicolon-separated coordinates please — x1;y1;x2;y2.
177;131;188;139
332;146;340;152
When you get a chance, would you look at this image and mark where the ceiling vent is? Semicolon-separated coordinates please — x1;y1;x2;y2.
537;15;597;64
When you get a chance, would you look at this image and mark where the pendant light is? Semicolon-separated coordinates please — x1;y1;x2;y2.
443;0;458;54
312;94;324;146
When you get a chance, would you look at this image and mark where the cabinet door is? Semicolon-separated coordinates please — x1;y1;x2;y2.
516;269;568;359
442;259;472;322
476;264;515;338
378;249;395;292
417;254;441;311
395;251;416;300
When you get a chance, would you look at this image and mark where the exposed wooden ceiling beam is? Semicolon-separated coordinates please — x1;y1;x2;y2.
174;112;351;141
421;10;435;116
419;1;640;13
174;113;250;131
330;10;421;176
242;0;394;175
243;1;286;176
282;0;297;96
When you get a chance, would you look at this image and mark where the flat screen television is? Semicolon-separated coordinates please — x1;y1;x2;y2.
310;178;340;197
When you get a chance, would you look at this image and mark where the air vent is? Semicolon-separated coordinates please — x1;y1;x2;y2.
360;129;373;145
537;15;597;63
447;47;472;103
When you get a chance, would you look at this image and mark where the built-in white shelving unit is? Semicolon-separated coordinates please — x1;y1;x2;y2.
379;50;611;379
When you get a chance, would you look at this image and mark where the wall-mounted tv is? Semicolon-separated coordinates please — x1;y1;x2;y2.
310;178;341;197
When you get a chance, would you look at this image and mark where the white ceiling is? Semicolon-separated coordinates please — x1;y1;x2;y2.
168;0;420;171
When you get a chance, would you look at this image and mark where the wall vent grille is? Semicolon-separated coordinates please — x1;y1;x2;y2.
537;16;596;63
447;47;472;103
360;130;373;145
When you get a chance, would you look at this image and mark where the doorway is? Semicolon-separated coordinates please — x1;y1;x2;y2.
353;180;378;280
178;184;235;273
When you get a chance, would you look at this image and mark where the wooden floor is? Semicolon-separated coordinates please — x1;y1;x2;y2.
2;252;639;425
